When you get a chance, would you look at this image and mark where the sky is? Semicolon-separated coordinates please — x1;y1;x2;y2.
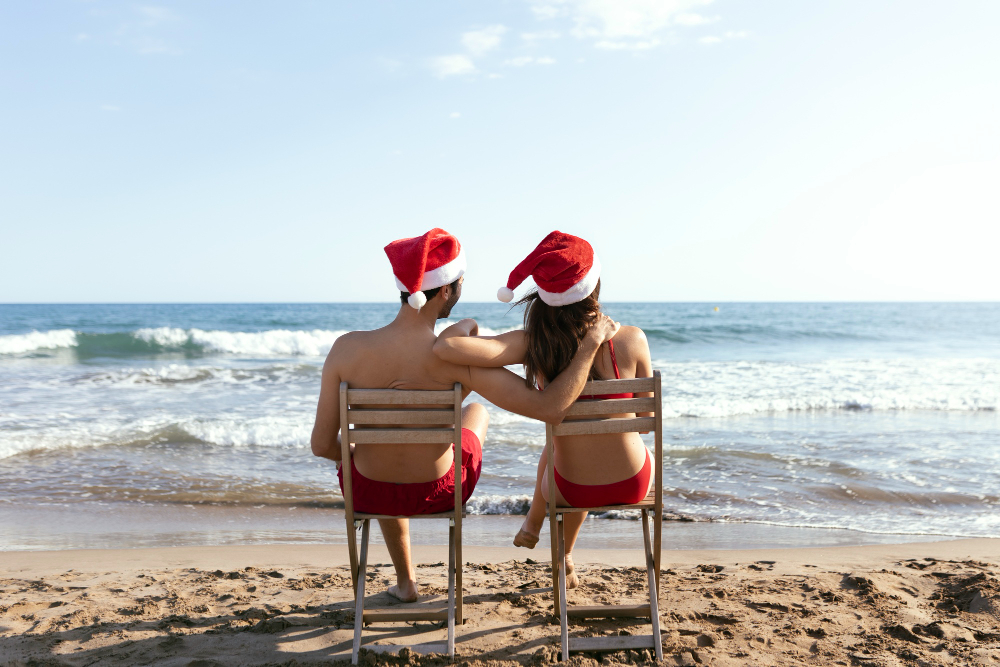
1;0;998;303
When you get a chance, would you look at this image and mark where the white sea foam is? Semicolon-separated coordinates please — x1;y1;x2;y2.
134;327;347;356
0;329;77;355
180;415;312;447
654;357;1000;418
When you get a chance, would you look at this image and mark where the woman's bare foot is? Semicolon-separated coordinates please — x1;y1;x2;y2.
386;582;418;603
565;554;579;589
513;520;540;549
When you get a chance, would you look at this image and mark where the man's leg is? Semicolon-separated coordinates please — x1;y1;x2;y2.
462;402;489;444
377;404;487;604
378;518;418;602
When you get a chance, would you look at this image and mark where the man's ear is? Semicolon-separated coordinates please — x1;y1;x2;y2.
437;284;452;302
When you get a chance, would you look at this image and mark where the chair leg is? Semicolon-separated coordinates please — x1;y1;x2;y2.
549;507;560;614
557;513;569;661
352;519;370;665
447;518;456;660
347;517;360;599
653;508;662;598
641;510;663;661
455;519;463;626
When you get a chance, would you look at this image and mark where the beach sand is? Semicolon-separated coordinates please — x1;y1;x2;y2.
1;539;998;666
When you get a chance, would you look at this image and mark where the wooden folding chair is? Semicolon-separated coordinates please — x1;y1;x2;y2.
340;382;466;664
546;371;663;661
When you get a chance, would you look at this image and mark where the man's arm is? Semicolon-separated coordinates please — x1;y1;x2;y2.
311;353;343;461
465;315;619;424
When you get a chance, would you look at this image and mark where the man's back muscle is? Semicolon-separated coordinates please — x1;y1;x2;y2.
328;321;473;484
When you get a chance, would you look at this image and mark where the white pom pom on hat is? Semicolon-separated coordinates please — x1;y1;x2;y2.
407;291;427;310
497;286;514;303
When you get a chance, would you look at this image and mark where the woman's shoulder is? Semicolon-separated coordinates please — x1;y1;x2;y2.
612;325;648;347
610;325;650;366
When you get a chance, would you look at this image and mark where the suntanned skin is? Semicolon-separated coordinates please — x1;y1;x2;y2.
434;319;654;586
311;278;620;602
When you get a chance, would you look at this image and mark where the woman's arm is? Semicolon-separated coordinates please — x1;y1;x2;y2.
434;328;528;367
464;316;619;423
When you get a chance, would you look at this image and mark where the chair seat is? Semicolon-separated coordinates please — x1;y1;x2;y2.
553;489;657;514
354;509;467;520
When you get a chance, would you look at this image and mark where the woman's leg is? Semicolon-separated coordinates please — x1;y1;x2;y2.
560;511;587;589
514;447;549;547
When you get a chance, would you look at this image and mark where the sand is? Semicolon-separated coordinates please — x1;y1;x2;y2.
1;539;998;666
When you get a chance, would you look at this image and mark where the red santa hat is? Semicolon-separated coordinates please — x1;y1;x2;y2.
384;228;466;310
497;231;601;307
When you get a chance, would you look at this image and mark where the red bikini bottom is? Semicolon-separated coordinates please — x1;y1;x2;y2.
554;447;652;508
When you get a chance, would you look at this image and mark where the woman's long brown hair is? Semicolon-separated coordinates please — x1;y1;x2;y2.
517;279;603;388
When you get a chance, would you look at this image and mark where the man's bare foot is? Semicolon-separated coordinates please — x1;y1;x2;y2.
513;520;541;549
386;582;418;603
565;555;579;589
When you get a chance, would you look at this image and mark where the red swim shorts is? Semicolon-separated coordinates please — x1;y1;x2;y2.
338;429;483;516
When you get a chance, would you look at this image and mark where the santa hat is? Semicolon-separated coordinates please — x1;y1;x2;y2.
385;228;466;310
497;231;601;307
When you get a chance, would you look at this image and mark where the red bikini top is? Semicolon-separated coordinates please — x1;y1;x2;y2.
578;339;634;401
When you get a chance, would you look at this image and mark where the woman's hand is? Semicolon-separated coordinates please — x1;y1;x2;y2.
584;313;621;346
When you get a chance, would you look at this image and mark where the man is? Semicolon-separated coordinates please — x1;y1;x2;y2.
311;228;617;602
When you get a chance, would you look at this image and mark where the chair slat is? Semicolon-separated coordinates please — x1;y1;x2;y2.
346;389;454;405
566;397;656;416
349;409;455;425
355;510;466;520
363;606;448;623
553;416;655;437
350;428;456;444
569;635;656;652
568;604;652;619
580;377;657;395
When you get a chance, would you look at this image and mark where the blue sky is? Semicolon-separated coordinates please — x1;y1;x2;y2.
2;1;998;302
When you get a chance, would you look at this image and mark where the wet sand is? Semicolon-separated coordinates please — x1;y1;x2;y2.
1;539;998;665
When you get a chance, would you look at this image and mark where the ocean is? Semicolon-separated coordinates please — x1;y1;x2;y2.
1;302;997;551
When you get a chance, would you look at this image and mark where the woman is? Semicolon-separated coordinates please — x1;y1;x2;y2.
434;231;654;587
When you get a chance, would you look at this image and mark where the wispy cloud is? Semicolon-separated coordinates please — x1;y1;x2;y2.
522;30;561;41
699;30;749;45
503;56;557;66
137;6;175;26
133;35;182;55
429;54;477;78
529;0;729;51
450;111;462;118
461;25;507;56
674;13;719;26
101;104;121;112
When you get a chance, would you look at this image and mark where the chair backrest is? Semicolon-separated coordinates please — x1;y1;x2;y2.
546;371;662;510
339;382;464;519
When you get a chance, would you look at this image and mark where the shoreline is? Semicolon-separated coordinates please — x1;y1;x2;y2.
2;538;998;574
0;505;972;553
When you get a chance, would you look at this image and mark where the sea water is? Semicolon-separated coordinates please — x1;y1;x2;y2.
0;303;997;550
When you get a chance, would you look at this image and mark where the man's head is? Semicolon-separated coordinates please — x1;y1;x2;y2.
399;276;463;318
385;228;466;314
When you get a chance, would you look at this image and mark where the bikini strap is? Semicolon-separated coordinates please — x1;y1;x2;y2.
608;338;621;380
